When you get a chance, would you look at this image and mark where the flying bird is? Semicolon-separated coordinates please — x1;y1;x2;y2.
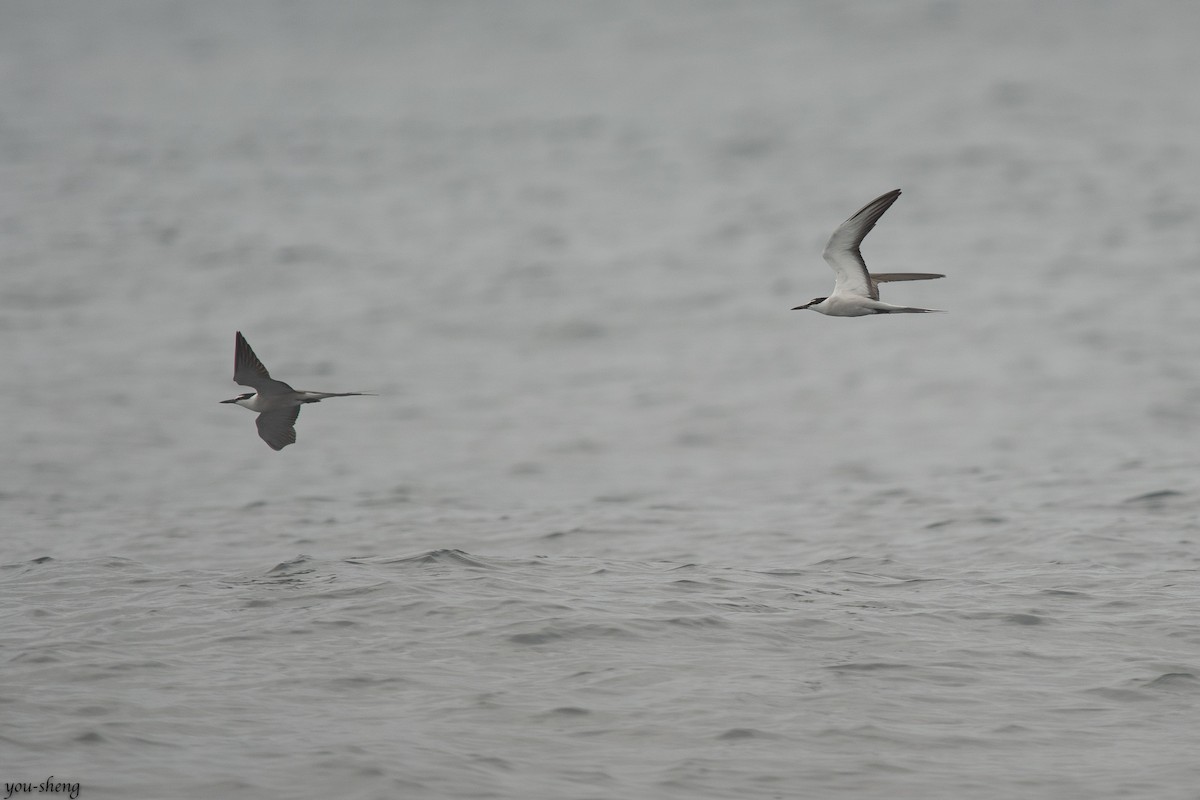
792;189;944;316
220;331;373;450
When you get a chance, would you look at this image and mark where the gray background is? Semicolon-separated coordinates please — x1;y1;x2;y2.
3;2;1200;798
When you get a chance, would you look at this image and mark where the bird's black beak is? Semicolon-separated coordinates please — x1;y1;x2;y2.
791;305;807;311
219;398;237;404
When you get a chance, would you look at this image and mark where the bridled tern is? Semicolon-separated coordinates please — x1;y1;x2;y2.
792;189;944;316
220;331;373;450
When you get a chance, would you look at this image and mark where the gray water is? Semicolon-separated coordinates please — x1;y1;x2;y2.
3;1;1200;798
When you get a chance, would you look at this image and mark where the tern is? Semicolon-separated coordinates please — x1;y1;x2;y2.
220;331;373;450
792;189;944;316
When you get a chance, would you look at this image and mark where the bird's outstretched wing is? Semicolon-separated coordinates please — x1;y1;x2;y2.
870;272;943;283
822;189;901;301
234;332;294;395
255;406;300;451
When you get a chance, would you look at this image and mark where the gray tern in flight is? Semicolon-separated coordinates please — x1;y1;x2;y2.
220;331;373;450
792;189;944;316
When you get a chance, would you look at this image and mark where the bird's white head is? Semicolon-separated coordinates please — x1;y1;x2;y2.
221;392;256;408
791;297;827;311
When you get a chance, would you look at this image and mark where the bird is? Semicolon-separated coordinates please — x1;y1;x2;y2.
791;189;944;316
220;331;373;450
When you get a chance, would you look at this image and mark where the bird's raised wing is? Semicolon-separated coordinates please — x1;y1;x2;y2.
255;406;300;451
822;189;901;301
870;272;943;283
233;332;294;395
